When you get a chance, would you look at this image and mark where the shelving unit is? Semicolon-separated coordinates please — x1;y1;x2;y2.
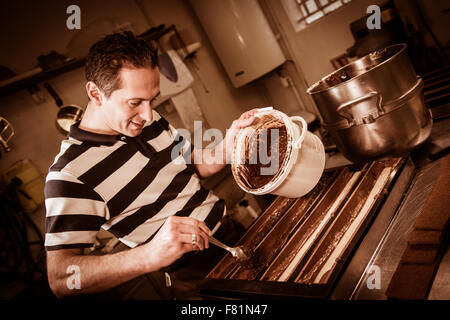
0;24;183;97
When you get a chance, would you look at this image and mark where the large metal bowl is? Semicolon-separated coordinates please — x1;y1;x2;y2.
307;44;432;162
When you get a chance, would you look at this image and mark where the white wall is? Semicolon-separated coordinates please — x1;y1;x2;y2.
266;0;388;86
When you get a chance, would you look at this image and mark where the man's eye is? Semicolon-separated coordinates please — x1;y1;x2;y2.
130;101;141;107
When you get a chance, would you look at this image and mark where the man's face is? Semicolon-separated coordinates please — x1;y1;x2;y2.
100;66;160;137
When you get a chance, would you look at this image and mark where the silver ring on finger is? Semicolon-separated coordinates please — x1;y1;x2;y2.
191;233;197;246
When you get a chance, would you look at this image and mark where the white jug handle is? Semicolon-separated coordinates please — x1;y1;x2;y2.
290;116;307;149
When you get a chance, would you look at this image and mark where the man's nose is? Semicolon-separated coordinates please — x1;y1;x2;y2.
138;101;153;122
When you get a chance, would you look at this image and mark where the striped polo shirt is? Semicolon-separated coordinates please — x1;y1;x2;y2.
44;110;225;251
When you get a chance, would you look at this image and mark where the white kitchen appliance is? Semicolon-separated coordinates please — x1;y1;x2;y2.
190;0;286;88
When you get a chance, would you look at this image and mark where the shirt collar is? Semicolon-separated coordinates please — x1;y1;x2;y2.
68;122;126;146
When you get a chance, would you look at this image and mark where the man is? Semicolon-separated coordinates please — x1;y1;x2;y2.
44;31;256;299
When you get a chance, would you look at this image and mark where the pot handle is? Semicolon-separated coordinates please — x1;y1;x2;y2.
337;92;383;126
44;82;63;108
289;116;308;149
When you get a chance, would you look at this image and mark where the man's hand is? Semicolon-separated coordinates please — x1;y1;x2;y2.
223;109;258;163
46;216;212;298
143;216;213;270
191;109;258;178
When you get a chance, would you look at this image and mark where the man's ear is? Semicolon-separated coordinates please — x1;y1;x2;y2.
86;81;103;106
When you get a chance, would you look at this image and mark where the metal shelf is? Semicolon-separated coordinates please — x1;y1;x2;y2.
0;24;178;97
0;58;86;97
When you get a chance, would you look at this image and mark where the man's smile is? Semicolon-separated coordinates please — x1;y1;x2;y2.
130;120;145;129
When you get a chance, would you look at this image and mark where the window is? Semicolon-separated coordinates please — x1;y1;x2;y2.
293;0;352;30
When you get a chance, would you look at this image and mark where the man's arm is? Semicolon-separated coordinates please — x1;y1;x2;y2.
46;216;212;298
193;109;257;179
47;245;151;298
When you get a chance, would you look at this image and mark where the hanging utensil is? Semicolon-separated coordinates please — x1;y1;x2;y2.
158;51;178;82
43;82;84;135
0;116;14;153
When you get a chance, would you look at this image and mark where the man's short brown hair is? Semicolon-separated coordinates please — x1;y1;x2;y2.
85;31;158;98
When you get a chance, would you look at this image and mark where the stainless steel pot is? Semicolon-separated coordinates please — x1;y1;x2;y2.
307;44;432;162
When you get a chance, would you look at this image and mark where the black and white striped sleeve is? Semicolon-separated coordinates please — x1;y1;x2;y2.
44;170;107;251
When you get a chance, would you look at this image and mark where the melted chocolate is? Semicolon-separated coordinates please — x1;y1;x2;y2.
233;246;261;270
206;197;296;279
237;115;288;189
296;161;386;284
260;169;355;281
